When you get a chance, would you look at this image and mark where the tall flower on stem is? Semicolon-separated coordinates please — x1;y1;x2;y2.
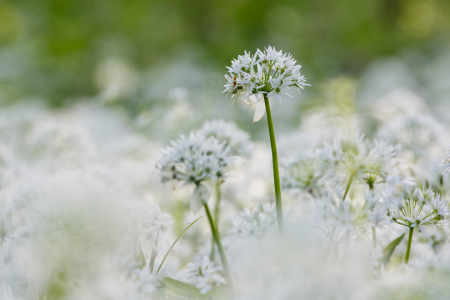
384;187;448;264
157;132;235;297
223;46;309;234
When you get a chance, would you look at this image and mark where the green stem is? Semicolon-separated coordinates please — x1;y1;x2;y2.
343;174;354;200
263;94;284;234
210;183;221;260
204;203;234;298
149;230;159;273
405;227;414;264
371;226;377;247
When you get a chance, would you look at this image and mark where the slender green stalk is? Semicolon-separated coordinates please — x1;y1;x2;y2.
204;203;234;298
149;230;159;273
263;95;284;234
371;226;377;247
405;227;414;264
157;216;203;273
343;174;354;200
210;183;222;259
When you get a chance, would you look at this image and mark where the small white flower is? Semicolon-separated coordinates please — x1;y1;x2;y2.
187;255;226;294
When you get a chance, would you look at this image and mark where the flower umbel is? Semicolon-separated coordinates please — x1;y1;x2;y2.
157;132;232;186
187;255;226;294
223;46;310;122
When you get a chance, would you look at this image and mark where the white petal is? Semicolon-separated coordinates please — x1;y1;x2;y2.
253;100;266;123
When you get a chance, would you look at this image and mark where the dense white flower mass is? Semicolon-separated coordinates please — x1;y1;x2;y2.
4;51;450;300
157;132;233;186
223;46;310;122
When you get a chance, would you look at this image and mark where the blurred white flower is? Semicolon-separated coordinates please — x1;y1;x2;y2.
198;119;252;156
157;132;233;186
186;255;226;294
229;202;277;238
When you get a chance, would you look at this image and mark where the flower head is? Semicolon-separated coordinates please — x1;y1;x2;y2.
187;255;226;294
158;132;233;186
385;187;449;232
223;46;309;122
198;119;252;156
229;202;277;238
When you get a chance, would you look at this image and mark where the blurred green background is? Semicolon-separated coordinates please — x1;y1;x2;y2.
0;0;450;107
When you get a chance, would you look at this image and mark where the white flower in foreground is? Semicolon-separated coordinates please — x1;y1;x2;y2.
187;255;226;294
157;132;233;186
223;46;309;122
198;119;252;156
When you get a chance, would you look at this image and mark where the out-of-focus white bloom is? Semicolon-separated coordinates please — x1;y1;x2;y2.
315;133;400;190
198;119;252;156
157;132;233;186
229;202;277;238
223;46;309;122
186;255;226;294
281;152;318;193
377;113;450;182
131;268;161;297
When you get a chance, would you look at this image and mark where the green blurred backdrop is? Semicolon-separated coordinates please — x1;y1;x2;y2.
0;0;450;106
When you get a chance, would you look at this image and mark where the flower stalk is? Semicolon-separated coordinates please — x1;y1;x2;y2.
405;227;414;264
210;183;222;259
204;203;234;298
264;94;284;234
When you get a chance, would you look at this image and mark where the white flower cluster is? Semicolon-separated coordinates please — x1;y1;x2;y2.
186;255;226;294
282;133;402;195
223;46;309;122
198;119;252;156
385;187;448;232
158;132;233;186
229;202;277;238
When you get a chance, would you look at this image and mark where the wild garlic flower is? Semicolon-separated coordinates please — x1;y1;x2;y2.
198;119;252;156
158;132;232;186
316;133;400;190
223;46;309;122
229;202;277;238
385;188;448;232
281;154;318;192
187;255;226;294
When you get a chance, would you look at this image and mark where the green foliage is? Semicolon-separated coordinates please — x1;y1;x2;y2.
379;233;406;267
2;0;450;104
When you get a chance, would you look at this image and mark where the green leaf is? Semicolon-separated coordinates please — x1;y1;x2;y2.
379;233;405;267
157;216;203;274
149;230;160;273
163;277;203;299
162;277;228;300
137;240;146;269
